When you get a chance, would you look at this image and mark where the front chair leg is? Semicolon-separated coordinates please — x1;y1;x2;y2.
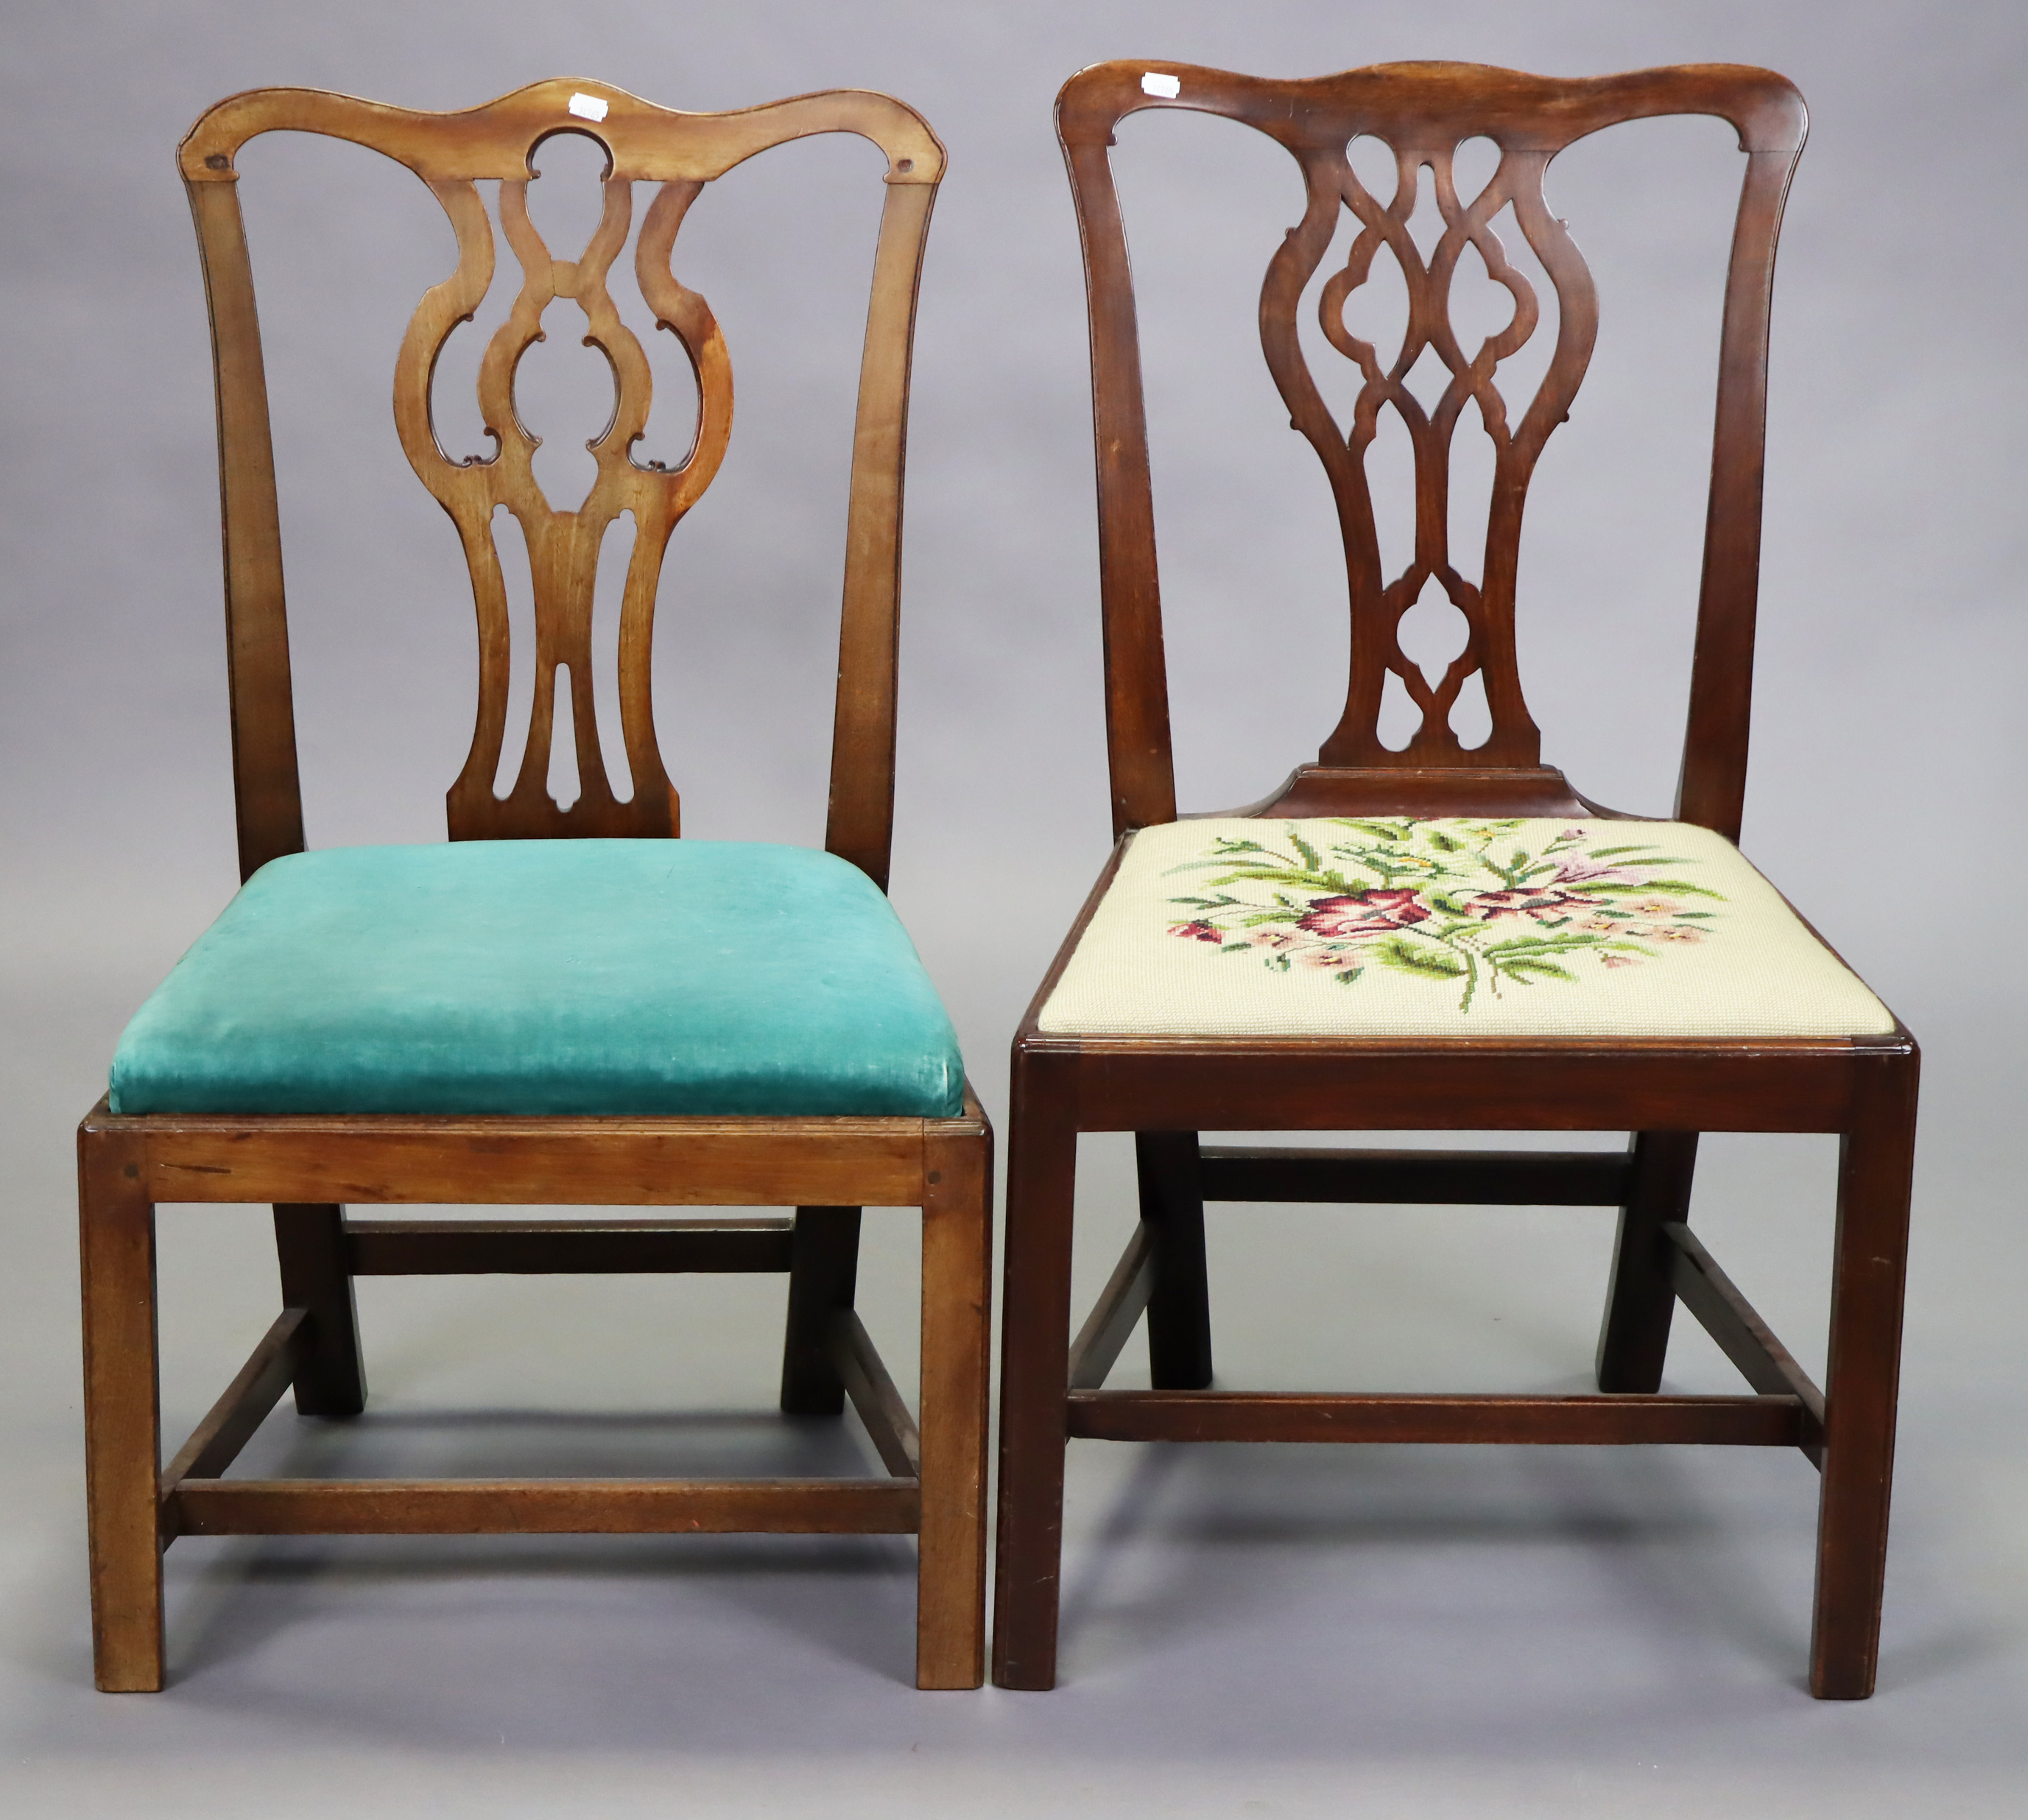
780;1206;863;1414
1595;1131;1700;1393
915;1128;993;1688
992;1059;1079;1690
272;1203;366;1416
79;1127;165;1692
1811;1053;1918;1698
1137;1131;1213;1389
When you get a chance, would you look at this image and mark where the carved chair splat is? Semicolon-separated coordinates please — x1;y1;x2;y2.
81;79;989;1695
993;60;1916;1701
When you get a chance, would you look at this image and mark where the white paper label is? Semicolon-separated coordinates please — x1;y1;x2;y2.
1141;72;1181;99
568;93;609;122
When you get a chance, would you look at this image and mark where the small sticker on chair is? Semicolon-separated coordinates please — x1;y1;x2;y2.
1141;72;1181;98
568;93;609;122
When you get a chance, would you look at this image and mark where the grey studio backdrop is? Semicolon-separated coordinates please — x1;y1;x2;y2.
1;1;2023;1816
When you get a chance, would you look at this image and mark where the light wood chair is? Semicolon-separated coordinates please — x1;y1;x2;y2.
80;78;990;1693
993;60;1915;1698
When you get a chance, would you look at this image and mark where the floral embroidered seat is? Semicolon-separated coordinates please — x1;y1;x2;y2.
1039;816;1893;1040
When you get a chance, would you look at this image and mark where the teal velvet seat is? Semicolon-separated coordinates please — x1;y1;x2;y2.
110;839;965;1119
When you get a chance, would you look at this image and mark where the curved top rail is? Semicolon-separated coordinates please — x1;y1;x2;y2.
1057;59;1804;157
180;77;945;187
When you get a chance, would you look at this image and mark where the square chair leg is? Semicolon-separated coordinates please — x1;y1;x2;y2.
915;1129;993;1687
1810;1054;1918;1698
990;1061;1078;1690
79;1126;165;1692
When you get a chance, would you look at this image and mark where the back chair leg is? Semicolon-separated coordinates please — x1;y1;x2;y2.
1137;1131;1213;1389
79;1128;166;1693
915;1131;993;1688
1810;1056;1918;1698
1595;1131;1700;1393
272;1203;366;1416
992;1067;1079;1690
780;1205;863;1414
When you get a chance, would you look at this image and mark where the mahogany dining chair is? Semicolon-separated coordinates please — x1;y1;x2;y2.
80;77;990;1692
993;59;1915;1699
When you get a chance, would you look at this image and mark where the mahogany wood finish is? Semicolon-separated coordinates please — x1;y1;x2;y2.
1064;1390;1812;1449
993;60;1918;1701
271;1202;365;1415
781;1205;865;1414
1594;1132;1700;1393
80;80;987;1694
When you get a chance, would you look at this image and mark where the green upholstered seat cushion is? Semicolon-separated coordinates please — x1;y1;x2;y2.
109;840;964;1118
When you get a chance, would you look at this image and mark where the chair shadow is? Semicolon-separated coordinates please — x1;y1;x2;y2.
1046;1411;1859;1741
164;1401;924;1700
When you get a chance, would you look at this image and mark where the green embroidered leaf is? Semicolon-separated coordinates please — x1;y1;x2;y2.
1427;830;1462;853
1482;933;1628;958
1334;967;1365;985
1373;937;1469;980
1581;879;1725;900
1496;955;1575;983
1241;910;1300;927
1289;832;1321;871
1622;878;1725;899
1333;819;1418;843
1585;844;1663;857
1206;865;1351;893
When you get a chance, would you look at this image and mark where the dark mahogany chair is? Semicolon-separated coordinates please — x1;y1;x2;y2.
80;79;990;1692
993;60;1915;1698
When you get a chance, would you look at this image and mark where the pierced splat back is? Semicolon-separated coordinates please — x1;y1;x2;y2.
180;80;943;884
1056;61;1806;840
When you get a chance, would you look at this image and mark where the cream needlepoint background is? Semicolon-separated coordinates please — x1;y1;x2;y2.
1040;818;1897;1039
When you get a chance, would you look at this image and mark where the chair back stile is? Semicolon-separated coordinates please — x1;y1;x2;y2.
180;80;945;888
1055;61;1805;842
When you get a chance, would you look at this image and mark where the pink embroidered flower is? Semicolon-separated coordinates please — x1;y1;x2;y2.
1548;857;1636;887
1465;886;1593;923
1244;927;1298;949
1649;925;1703;944
1169;918;1224;943
1628;896;1677;915
1296;888;1431;940
1600;953;1640;969
1562;827;1587;840
1577;915;1621;933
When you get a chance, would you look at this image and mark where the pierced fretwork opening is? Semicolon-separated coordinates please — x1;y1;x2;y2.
591;510;638;802
1396;575;1471;692
491;505;538;800
548;662;582;809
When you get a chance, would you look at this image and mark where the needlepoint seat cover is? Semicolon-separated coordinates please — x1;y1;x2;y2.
1038;818;1894;1040
110;839;965;1118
